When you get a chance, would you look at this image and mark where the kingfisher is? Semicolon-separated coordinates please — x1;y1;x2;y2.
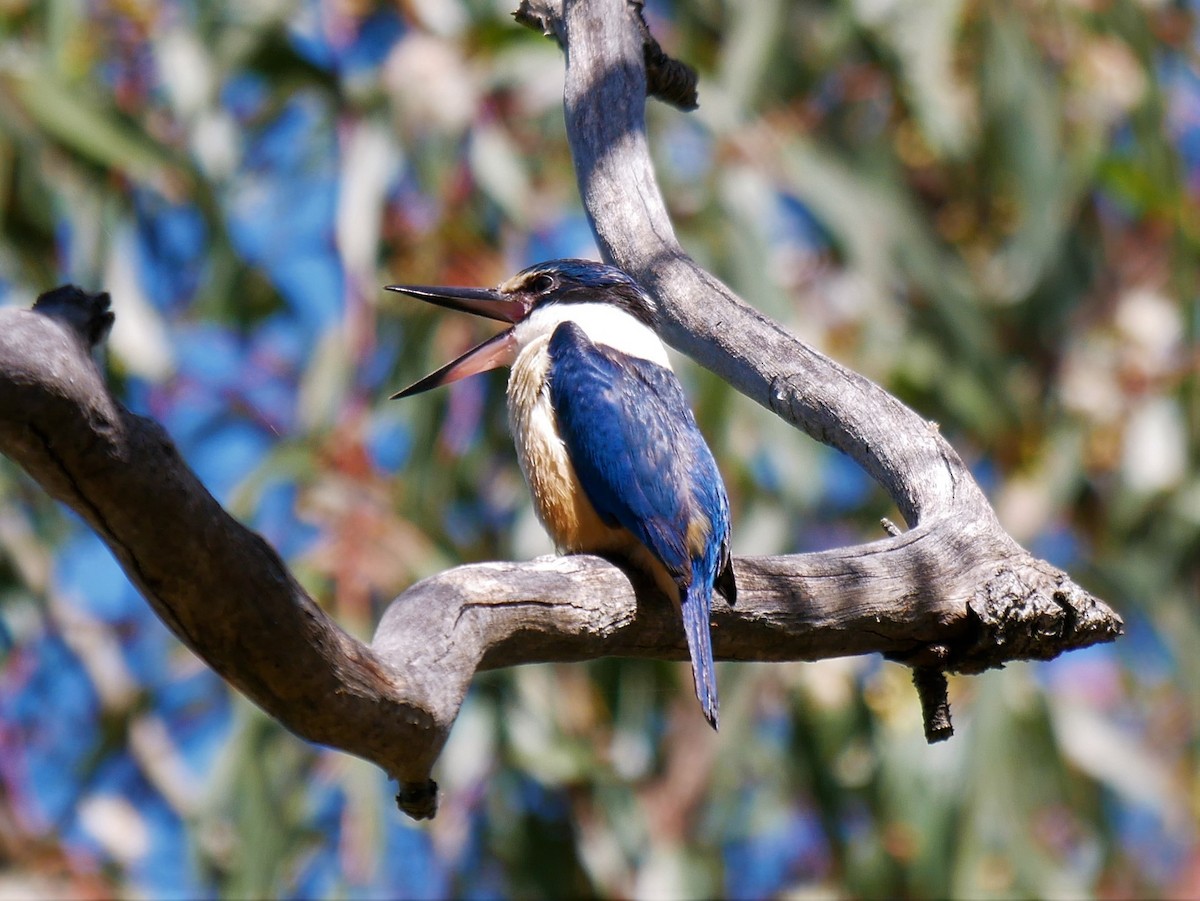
388;260;735;729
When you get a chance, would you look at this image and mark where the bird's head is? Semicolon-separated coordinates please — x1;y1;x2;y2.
387;259;657;398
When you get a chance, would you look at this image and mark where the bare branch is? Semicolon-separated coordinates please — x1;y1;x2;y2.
912;668;953;743
0;294;445;813
538;0;1121;718
557;0;969;527
0;0;1122;822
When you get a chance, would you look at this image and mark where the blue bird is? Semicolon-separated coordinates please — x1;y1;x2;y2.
388;260;735;729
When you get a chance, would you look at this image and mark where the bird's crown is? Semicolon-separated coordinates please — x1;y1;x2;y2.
499;259;656;325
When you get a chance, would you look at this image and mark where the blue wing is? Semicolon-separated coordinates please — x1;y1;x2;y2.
546;321;731;588
547;321;733;727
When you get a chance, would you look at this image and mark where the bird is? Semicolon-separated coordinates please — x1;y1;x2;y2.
387;259;735;729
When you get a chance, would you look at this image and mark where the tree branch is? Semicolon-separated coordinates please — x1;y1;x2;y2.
0;0;1121;822
515;0;699;110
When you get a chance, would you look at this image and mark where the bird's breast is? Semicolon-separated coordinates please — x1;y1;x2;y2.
507;337;634;555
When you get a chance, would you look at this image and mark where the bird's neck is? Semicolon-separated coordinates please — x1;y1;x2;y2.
512;302;672;369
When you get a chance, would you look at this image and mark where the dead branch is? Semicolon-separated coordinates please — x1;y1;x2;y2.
0;0;1120;821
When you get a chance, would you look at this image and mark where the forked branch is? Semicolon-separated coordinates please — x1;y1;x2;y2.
0;0;1120;821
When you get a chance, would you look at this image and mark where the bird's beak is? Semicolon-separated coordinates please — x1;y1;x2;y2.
386;284;531;399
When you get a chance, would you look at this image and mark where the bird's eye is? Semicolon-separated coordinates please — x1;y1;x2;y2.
527;274;554;293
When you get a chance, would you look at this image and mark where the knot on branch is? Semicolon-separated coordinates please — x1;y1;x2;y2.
33;285;114;349
631;1;698;111
513;0;564;41
958;560;1123;674
396;779;439;821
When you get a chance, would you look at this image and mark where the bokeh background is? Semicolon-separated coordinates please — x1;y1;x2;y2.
0;0;1196;897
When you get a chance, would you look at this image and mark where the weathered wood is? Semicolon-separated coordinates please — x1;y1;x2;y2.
0;0;1121;822
0;297;441;792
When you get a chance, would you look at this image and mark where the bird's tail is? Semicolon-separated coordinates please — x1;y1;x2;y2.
681;567;719;730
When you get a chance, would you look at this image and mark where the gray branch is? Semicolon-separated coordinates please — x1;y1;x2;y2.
0;0;1121;822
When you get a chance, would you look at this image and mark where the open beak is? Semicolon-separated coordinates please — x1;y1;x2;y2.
386;284;531;399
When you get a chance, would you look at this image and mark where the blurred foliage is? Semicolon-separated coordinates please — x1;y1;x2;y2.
0;0;1197;897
